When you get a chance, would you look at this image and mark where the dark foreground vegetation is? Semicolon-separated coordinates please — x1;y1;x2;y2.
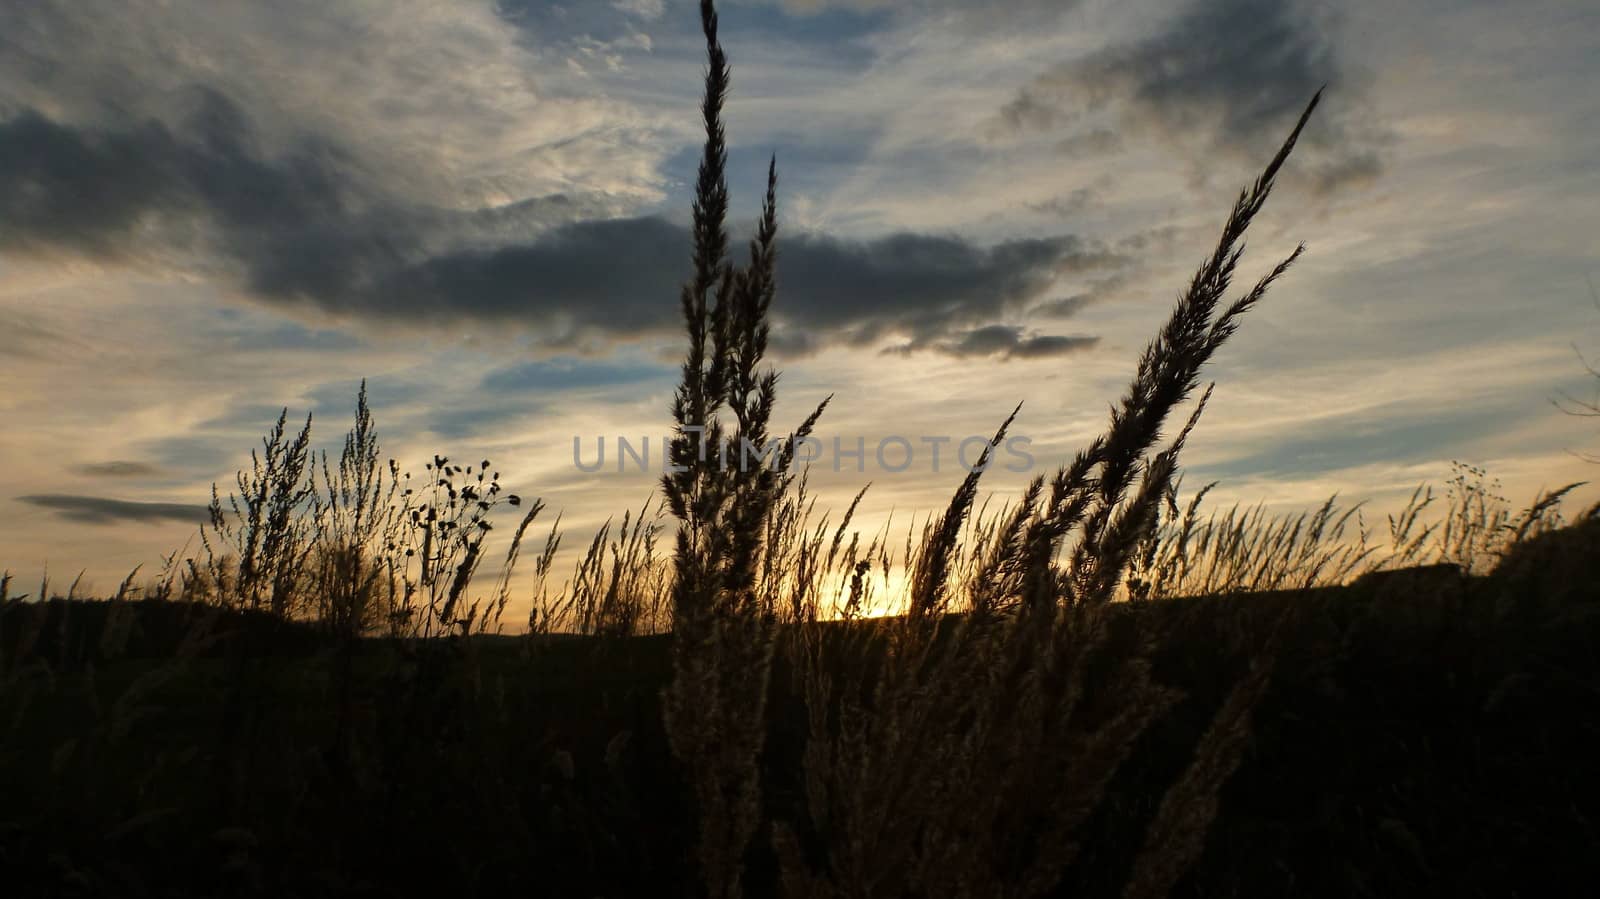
7;1;1598;895
3;537;1599;897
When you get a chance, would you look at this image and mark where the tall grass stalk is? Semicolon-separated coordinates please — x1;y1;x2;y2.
202;409;317;618
659;3;830;895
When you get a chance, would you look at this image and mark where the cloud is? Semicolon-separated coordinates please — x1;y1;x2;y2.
18;494;209;525
225;323;363;353
998;89;1074;134
1198;403;1555;482
906;325;1099;360
0;94;619;304
481;358;673;394
73;461;164;478
0;110;1129;349
773;0;1078;29
0;0;669;308
0;0;1131;359
1030;295;1095;320
774;231;1122;345
142;436;245;477
1025;184;1105;219
777;0;896;10
425;403;547;441
1027;269;1135;321
994;0;1386;194
0;0;668;204
0;111;188;260
613;0;667;20
135;401;315;478
377;220;1127;353
0;308;82;359
1053;129;1122;159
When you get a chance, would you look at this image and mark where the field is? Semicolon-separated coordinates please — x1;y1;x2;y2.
3;544;1599;897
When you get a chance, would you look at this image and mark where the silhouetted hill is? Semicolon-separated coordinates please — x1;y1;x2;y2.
0;597;326;667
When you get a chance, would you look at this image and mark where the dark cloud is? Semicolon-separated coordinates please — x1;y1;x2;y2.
1077;0;1336;142
999;90;1074;134
997;0;1385;194
888;324;1099;360
0;111;188;259
768;328;819;358
1028;269;1133;320
1005;333;1099;359
1113;227;1179;254
368;219;1126;354
73;461;163;478
0;87;613;302
18;494;209;525
777;231;1121;344
0;93;423;291
1307;149;1383;195
373;216;684;340
0;94;1124;355
1031;295;1094;319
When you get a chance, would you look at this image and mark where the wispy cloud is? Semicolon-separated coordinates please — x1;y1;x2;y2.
73;461;164;479
994;0;1387;194
0;307;82;358
18;494;209;525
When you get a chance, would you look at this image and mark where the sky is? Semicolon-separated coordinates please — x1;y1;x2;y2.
2;0;1598;613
